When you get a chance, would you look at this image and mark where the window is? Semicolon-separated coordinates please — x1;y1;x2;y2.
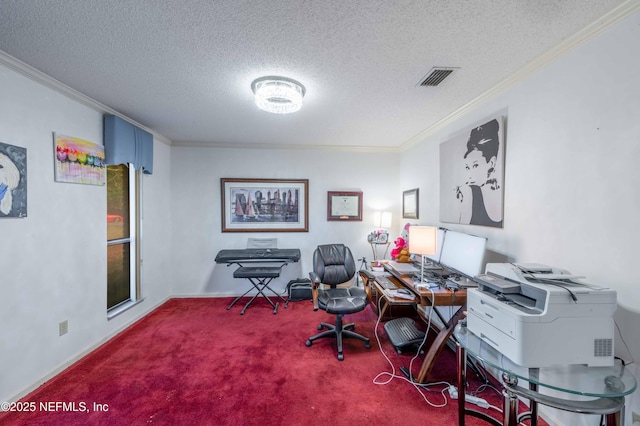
106;164;140;314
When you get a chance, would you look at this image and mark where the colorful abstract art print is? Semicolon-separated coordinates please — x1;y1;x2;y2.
0;141;27;218
54;134;105;185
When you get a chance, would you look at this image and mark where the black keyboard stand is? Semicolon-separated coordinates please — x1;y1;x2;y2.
215;249;301;315
227;266;286;315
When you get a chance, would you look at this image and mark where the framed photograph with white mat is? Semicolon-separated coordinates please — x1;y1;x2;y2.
221;178;308;232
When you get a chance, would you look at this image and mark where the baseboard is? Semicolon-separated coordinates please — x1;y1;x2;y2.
172;293;237;298
8;295;256;402
7;295;172;403
172;292;287;298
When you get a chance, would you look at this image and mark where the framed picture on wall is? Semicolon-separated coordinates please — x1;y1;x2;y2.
221;178;308;232
402;188;419;219
439;114;505;228
53;133;105;186
327;191;363;221
0;141;27;218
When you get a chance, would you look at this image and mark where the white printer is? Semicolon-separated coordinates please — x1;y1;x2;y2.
467;263;617;368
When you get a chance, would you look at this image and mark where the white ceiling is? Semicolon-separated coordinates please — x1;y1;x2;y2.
0;0;635;149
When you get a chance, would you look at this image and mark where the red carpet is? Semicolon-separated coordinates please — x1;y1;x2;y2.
1;297;545;425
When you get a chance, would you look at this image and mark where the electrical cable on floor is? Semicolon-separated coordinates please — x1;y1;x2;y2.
472;380;502;399
369;285;511;418
407;287;436;383
371;288;452;408
372;282;545;425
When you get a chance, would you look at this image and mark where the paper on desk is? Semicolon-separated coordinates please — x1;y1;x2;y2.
383;289;415;300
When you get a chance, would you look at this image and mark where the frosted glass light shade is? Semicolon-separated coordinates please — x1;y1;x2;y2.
251;76;305;114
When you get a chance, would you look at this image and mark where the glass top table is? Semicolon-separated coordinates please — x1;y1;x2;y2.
454;323;637;426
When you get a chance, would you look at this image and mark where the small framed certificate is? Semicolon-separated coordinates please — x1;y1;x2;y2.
327;191;363;221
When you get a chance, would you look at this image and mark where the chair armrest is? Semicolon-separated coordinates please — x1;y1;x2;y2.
309;272;321;311
309;272;321;285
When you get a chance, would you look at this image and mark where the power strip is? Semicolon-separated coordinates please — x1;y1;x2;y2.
448;385;489;408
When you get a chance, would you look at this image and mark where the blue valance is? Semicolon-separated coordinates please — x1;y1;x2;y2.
104;114;153;174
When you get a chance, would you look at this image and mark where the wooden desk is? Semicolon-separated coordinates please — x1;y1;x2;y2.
381;264;467;384
369;279;417;320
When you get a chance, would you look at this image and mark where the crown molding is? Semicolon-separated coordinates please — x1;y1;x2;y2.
0;50;396;152
171;139;400;153
0;50;173;146
400;0;640;151
4;0;637;153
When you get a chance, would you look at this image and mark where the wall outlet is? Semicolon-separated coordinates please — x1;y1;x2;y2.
59;320;68;336
632;411;640;423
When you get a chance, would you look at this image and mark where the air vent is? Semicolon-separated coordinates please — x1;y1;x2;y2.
418;67;458;87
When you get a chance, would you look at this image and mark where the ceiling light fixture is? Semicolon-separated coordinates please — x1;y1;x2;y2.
251;76;306;114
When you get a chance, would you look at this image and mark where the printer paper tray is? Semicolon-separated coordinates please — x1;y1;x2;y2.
529;273;585;281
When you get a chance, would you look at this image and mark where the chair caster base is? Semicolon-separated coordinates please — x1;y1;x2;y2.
306;315;369;360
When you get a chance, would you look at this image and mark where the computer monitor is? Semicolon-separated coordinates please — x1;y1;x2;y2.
425;228;446;264
438;230;487;278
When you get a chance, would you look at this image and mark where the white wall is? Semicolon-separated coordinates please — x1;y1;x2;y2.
169;145;400;296
0;65;173;402
400;10;640;426
2;8;639;425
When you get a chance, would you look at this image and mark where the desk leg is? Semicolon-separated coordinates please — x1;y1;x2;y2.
457;342;467;426
457;336;502;426
502;387;519;426
604;409;623;426
527;369;539;426
378;296;390;320
416;306;466;383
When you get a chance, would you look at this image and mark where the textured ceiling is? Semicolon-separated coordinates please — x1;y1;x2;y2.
0;0;634;148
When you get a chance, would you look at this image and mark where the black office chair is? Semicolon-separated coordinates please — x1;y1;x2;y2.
305;244;371;360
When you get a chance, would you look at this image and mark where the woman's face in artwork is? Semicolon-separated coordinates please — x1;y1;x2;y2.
464;149;494;186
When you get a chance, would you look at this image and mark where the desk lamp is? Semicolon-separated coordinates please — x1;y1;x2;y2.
408;226;437;283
